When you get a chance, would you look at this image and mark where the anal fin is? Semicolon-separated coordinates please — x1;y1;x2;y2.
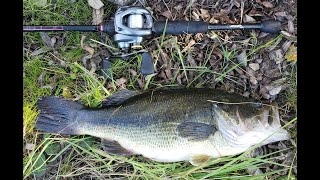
101;139;134;156
190;155;211;166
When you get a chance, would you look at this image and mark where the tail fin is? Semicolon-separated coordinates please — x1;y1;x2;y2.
36;96;83;135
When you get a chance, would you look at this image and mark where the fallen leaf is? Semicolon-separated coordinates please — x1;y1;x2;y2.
285;44;297;62
269;49;284;64
187;52;197;67
174;4;183;11
209;16;219;24
261;1;273;8
81;35;95;55
237;50;248;67
82;54;93;66
266;86;282;96
31;48;49;56
200;8;210;20
161;10;173;19
116;77;127;89
248;9;264;16
288;20;295;34
281;31;297;41
164;69;172;80
249;63;260;71
274;11;287;17
40;32;53;48
37;72;46;86
244;14;256;23
137;78;144;89
88;0;104;9
129;69;137;77
89;59;97;74
181;39;196;53
255;59;263;63
270;77;287;86
92;8;104;25
192;11;200;21
282;40;292;53
51;37;56;47
243;92;250;97
25;143;35;150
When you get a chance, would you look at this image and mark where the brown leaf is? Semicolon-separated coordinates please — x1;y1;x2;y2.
199;9;210;20
159;70;168;83
213;50;222;61
161;10;173;20
209;16;219;24
248;9;263;16
192;11;200;21
261;1;273;8
181;39;196;53
129;69;137;77
164;69;172;80
115;77;127;89
81;35;95;55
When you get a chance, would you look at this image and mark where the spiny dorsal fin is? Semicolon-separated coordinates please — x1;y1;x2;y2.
189;155;211;166
177;122;217;141
101;139;134;156
101;89;141;107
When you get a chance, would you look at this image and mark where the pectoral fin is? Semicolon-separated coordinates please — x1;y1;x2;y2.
101;89;141;107
101;139;134;156
189;155;211;166
177;122;216;141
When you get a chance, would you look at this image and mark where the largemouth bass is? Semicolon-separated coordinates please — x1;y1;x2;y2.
36;88;289;166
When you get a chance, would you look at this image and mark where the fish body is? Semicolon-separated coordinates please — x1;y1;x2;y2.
36;88;289;165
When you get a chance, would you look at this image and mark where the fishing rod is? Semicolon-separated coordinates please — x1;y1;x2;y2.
23;6;281;76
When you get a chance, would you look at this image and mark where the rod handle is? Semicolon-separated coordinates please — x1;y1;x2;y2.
260;20;281;33
153;21;208;35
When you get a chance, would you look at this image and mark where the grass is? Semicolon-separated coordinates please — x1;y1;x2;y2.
23;0;297;179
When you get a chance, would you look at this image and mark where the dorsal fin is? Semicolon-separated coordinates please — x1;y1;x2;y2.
101;89;141;107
